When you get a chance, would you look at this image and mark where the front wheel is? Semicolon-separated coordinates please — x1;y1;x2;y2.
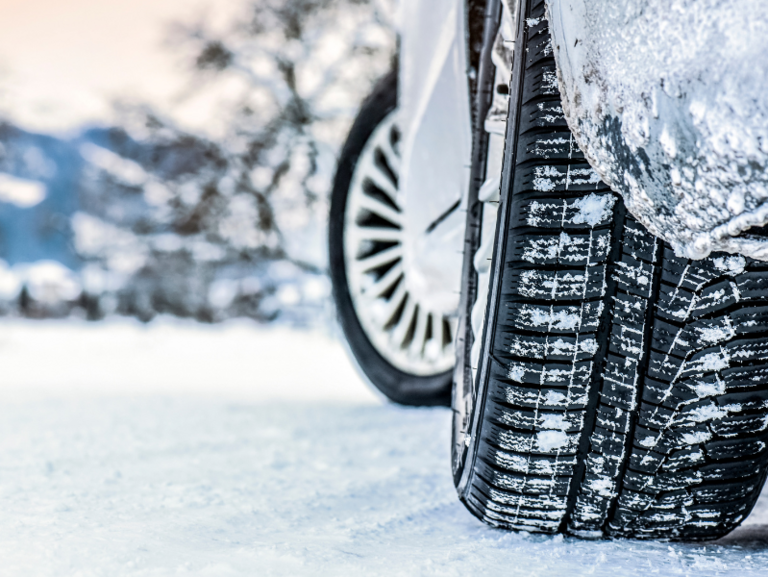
454;0;768;540
329;71;454;406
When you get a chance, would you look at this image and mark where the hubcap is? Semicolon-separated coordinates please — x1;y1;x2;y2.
344;111;457;376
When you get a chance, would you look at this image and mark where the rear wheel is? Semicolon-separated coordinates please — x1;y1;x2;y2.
454;0;768;539
329;71;454;406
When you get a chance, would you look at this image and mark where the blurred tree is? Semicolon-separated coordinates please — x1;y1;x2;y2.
68;0;396;323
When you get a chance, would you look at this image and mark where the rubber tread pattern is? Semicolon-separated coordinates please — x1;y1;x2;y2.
461;0;768;540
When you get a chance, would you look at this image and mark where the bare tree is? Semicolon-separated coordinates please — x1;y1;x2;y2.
69;0;396;323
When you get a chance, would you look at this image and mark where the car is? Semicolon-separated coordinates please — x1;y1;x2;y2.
330;0;768;540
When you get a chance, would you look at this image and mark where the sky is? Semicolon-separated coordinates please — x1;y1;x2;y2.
0;0;242;134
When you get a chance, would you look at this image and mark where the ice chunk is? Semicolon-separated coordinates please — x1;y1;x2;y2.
571;193;615;227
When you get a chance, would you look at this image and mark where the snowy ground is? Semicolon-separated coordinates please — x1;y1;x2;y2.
1;319;768;576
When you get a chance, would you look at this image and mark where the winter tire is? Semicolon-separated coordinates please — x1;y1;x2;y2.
329;71;453;406
453;0;768;539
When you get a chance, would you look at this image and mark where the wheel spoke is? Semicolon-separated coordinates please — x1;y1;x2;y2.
354;244;402;273
358;152;399;201
391;296;417;348
377;137;401;175
350;226;403;243
409;307;430;358
364;261;404;299
357;193;402;226
374;281;407;327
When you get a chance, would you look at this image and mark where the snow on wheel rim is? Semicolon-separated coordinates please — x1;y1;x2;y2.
344;111;455;376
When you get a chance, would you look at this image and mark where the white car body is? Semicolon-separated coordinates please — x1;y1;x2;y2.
396;0;473;315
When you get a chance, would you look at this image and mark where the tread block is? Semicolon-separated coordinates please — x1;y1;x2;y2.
632;425;684;455
474;478;568;511
638;401;676;431
614;254;655;298
645;469;703;492
506;265;607;300
679;347;733;379
487;401;585;433
656;284;697;322
699;459;762;481
518;100;570;134
691;280;740;318
629;449;666;474
484;422;580;456
732;306;768;335
477;462;572;495
569;490;611;527
722;364;768;391
614;490;655;512
661;447;706;472
601;356;640;410
654;489;694;509
611;292;648;330
498;301;604;334
521;64;563;108
480;507;562;532
692;481;758;504
659;247;690;278
642;376;700;408
494;357;593;387
622;219;658;263
483;499;568;524
622;469;656;493
686;316;738;348
595;403;631;434
489;379;589;410
705;437;767;460
525;27;553;68
710;413;768;437
725;336;768;364
588;425;625;456
509;194;615;230
652;318;694;355
608;322;645;361
647;349;684;381
500;332;600;362
585;451;622;478
479;440;577;476
507;229;611;266
717;389;768;412
736;272;768;300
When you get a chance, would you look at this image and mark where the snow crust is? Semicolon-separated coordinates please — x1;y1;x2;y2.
547;0;768;260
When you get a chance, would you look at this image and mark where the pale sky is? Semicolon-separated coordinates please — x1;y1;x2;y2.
0;0;242;134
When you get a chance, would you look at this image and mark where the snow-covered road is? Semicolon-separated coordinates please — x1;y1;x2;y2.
1;319;767;576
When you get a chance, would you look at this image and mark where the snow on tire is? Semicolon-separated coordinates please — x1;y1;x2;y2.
453;0;768;540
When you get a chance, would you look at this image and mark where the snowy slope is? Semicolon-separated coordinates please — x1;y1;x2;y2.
0;319;767;576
